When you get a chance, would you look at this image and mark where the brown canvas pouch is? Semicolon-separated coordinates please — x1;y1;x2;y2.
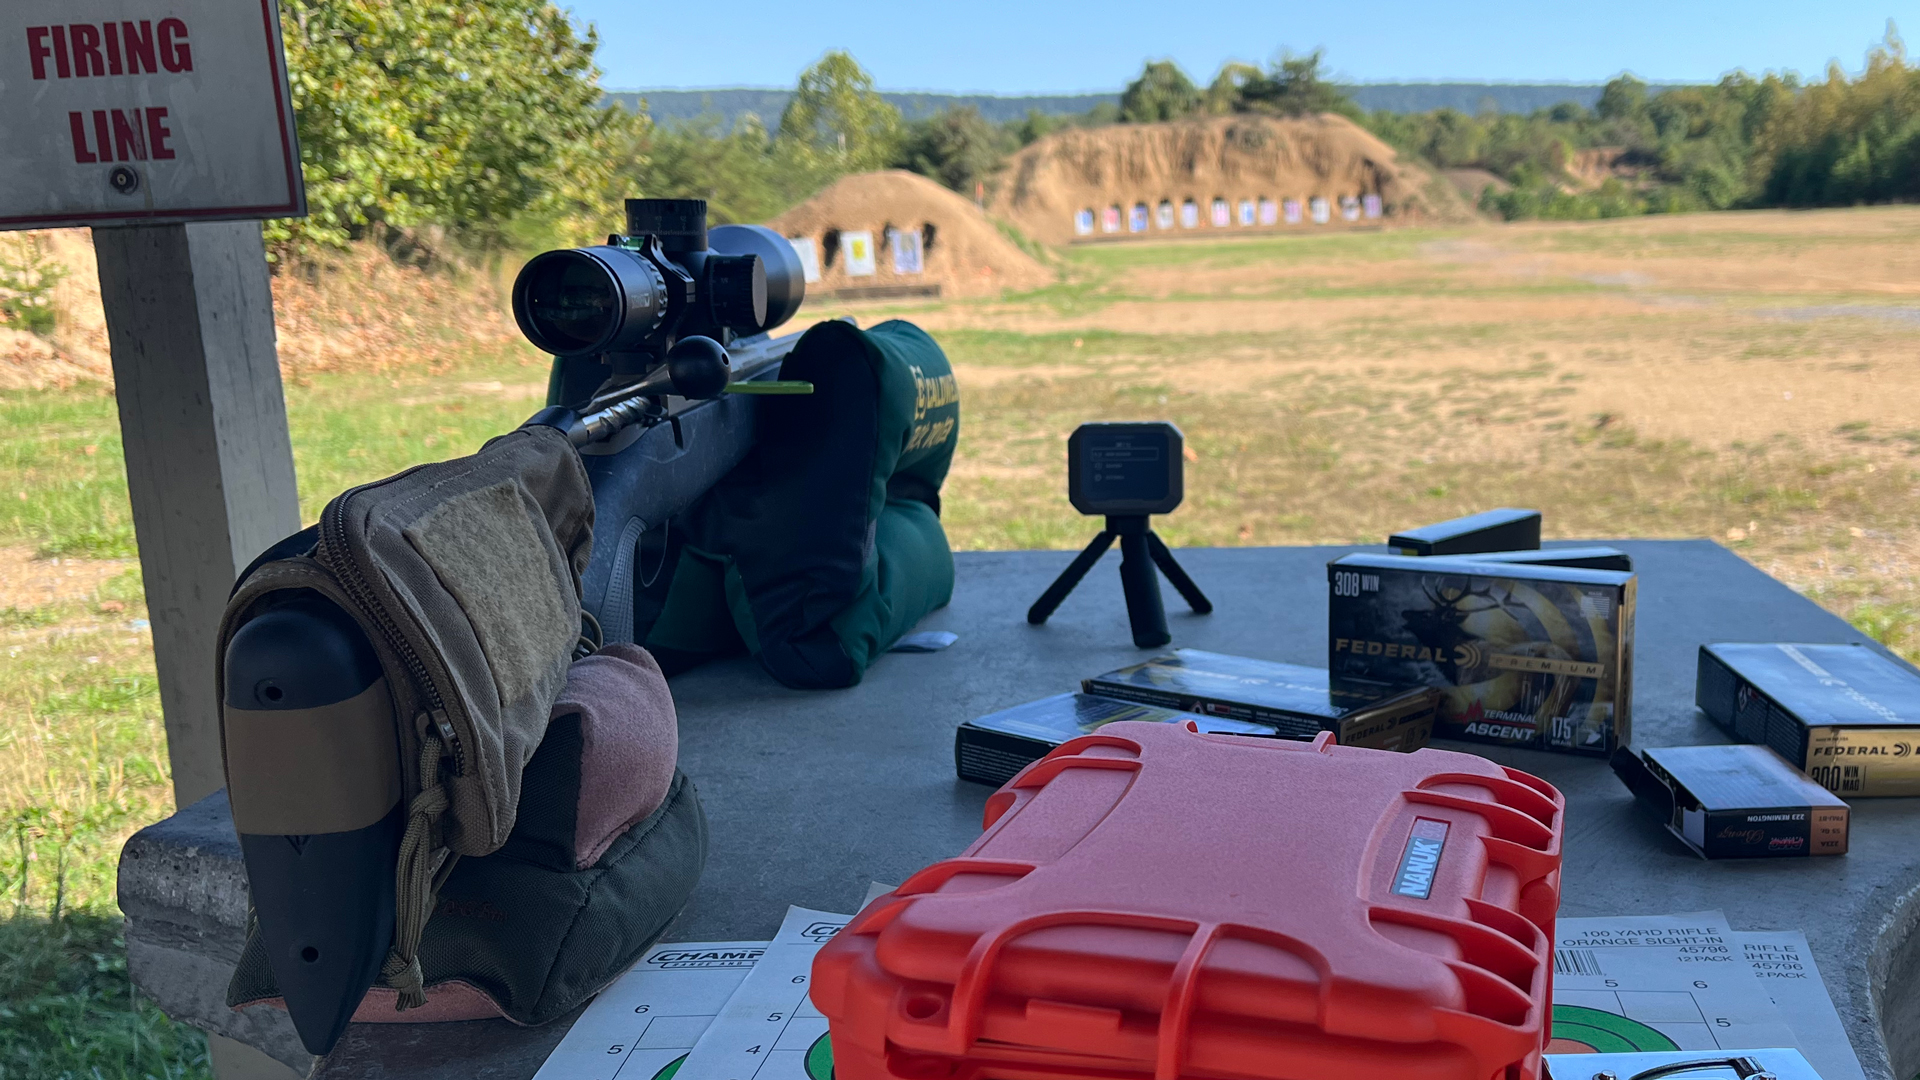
218;423;593;1009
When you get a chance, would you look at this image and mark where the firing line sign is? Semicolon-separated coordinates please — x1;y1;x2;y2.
0;0;305;229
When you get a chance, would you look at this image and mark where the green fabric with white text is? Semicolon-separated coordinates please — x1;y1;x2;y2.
646;319;958;687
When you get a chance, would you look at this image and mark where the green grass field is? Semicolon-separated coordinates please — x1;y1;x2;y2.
6;208;1920;1076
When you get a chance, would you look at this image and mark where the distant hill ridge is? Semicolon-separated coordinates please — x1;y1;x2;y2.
604;83;1645;126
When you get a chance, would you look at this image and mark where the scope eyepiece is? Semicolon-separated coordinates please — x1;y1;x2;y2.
512;246;667;356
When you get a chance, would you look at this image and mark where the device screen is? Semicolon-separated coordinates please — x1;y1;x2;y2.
1084;431;1169;503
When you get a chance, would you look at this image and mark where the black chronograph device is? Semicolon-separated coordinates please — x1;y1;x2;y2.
1032;422;1211;647
1069;422;1185;516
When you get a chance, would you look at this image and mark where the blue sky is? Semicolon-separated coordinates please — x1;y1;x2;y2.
566;0;1914;93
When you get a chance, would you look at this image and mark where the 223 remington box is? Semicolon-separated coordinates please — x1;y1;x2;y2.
1698;642;1920;796
1611;744;1849;859
1081;649;1438;749
954;693;1268;787
1328;553;1635;756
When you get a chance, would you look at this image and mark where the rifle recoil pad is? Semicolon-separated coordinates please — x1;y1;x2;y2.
224;594;403;1056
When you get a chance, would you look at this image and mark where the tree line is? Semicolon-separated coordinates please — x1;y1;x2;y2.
1365;30;1920;220
270;2;1920;256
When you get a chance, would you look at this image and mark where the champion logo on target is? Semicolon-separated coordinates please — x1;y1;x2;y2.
1391;818;1451;899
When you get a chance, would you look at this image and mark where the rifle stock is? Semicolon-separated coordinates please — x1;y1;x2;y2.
572;328;803;645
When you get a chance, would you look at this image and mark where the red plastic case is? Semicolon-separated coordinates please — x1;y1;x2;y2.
813;722;1564;1080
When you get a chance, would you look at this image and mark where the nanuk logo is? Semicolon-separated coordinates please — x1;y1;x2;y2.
1391;819;1450;899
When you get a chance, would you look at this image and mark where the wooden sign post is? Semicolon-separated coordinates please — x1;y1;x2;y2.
1;4;307;1077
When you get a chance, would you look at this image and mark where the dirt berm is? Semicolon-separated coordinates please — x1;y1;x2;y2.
990;113;1475;246
769;170;1054;301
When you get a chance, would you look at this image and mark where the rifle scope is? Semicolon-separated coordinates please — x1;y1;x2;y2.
512;199;805;357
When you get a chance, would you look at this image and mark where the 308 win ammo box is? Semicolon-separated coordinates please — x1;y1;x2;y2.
814;722;1567;1080
1329;553;1635;756
1697;642;1920;797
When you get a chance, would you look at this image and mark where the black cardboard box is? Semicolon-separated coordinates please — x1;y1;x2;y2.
1612;743;1849;858
954;692;1266;787
1457;546;1633;573
1388;508;1541;556
1698;642;1920;797
1328;553;1635;756
1081;649;1437;748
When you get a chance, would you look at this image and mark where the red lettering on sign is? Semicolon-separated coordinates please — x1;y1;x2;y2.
69;23;105;77
92;111;112;161
68;112;98;164
104;22;123;76
121;21;155;74
51;25;71;79
157;18;190;73
27;27;52;80
27;20;190;80
111;110;146;161
146;107;175;160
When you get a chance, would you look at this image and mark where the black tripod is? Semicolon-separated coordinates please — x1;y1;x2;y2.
1027;515;1212;647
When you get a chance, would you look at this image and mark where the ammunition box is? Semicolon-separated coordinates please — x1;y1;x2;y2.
1388;508;1541;556
1613;743;1849;859
1457;546;1633;573
1329;553;1635;756
1697;642;1920;797
1083;649;1437;750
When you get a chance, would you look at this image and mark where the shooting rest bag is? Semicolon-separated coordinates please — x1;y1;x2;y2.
229;644;708;1026
647;319;959;688
218;424;593;1010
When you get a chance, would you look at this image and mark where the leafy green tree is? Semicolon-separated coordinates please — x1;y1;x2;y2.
1596;74;1649;121
1234;50;1353;117
1205;63;1262;115
1756;27;1920;204
897;107;1010;194
275;0;634;250
638;112;827;225
1011;108;1062;145
1120;61;1202;122
778;51;904;172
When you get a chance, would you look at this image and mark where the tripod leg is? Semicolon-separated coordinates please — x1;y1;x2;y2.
1028;532;1117;624
1118;531;1170;647
1146;531;1213;615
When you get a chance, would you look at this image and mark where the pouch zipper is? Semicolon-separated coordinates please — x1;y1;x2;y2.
317;489;467;777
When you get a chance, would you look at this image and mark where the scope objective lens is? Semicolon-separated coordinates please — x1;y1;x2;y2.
512;247;667;355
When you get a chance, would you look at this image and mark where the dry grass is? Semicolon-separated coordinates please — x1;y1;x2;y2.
803;207;1920;662
1;228;526;391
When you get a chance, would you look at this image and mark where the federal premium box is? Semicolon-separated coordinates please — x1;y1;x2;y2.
1698;642;1920;797
1328;553;1635;756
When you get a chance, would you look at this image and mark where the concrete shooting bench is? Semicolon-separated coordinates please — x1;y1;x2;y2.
118;541;1920;1079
